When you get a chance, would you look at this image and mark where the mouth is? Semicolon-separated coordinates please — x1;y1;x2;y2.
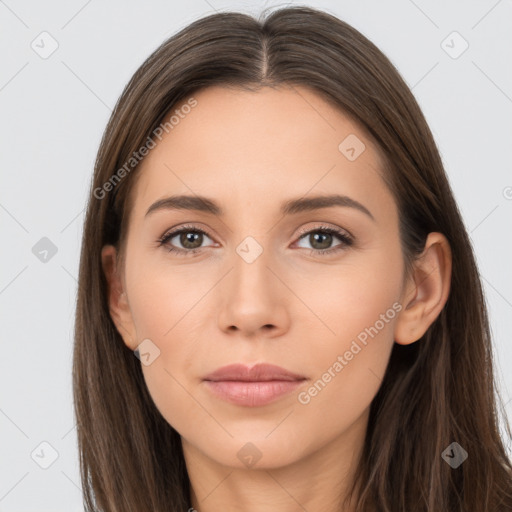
202;363;307;407
203;379;306;407
203;362;306;382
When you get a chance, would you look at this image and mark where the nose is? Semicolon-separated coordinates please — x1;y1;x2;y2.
216;244;291;339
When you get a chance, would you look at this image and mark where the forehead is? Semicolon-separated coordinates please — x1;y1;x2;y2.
130;84;393;220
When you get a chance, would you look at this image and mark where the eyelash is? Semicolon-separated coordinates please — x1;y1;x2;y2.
156;223;354;257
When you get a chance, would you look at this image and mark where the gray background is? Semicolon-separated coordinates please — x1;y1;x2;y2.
1;0;511;510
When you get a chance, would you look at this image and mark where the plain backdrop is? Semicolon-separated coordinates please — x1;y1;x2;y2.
1;0;511;510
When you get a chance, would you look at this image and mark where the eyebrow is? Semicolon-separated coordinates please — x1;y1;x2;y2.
145;194;375;221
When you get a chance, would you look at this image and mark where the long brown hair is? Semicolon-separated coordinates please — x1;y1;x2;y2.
73;6;512;511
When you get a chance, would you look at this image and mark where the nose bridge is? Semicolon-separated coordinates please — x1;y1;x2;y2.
230;233;275;298
216;231;290;335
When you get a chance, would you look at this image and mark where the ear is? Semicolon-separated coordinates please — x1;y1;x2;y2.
101;244;138;351
394;232;452;345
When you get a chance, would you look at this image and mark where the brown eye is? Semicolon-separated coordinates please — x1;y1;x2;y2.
178;231;203;249
157;225;215;255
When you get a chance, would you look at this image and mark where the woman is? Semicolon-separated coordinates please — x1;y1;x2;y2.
73;6;512;511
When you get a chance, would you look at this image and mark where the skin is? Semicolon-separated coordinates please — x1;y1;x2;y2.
102;84;452;512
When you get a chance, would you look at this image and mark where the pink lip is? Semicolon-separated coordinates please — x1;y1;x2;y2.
203;363;307;407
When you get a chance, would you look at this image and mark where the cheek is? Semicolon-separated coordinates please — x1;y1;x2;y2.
126;274;203;433
124;259;213;432
289;240;403;350
140;357;204;437
125;252;208;342
291;282;398;452
290;244;402;418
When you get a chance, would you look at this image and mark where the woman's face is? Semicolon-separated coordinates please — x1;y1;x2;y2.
105;84;410;470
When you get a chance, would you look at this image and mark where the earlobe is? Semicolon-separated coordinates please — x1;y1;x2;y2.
394;232;452;345
101;244;138;350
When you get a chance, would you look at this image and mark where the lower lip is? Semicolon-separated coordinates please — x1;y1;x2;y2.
203;379;305;407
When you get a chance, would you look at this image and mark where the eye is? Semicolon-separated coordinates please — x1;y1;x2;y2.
157;224;216;256
157;223;354;257
294;225;353;256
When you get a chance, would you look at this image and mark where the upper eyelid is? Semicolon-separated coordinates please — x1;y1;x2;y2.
296;223;352;238
161;224;214;241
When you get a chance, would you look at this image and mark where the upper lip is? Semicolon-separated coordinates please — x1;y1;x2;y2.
203;363;306;382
